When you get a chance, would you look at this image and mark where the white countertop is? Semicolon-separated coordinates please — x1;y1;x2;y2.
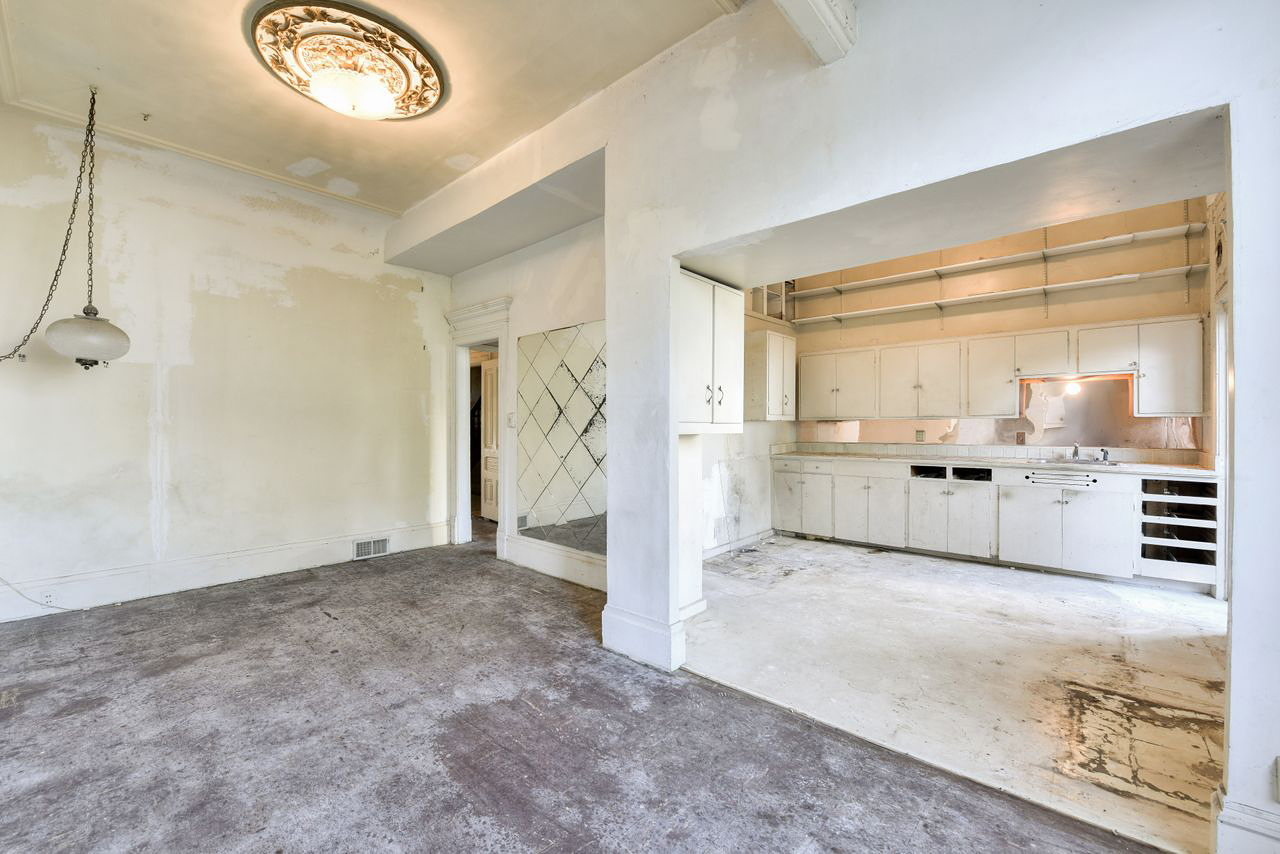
773;451;1217;479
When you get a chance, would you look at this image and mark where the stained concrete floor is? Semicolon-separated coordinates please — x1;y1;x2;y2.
1;532;1155;853
685;535;1227;854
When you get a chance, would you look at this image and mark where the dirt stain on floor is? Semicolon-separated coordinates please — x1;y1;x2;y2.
1056;681;1223;818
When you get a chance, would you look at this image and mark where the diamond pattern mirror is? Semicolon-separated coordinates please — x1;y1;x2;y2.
516;320;606;555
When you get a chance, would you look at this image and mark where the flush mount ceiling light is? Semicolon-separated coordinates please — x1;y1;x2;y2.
251;2;443;121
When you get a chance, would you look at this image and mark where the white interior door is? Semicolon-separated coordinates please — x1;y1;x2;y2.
1136;319;1203;415
878;346;919;417
798;354;837;419
832;475;869;542
967;336;1017;416
835;350;877;418
947;482;995;558
918;341;961;416
781;335;796;418
908;479;949;552
712;284;744;424
1062;489;1134;577
480;359;500;522
766;333;785;417
867;476;907;547
1015;330;1070;376
674;271;714;424
997;485;1062;567
1077;325;1138;374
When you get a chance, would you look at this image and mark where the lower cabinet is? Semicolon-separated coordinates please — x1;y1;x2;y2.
998;485;1064;568
909;479;995;557
866;477;908;548
801;473;834;538
998;485;1134;577
833;475;870;542
772;471;802;533
908;480;949;552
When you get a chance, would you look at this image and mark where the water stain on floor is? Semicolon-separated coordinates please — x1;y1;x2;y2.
1057;681;1223;818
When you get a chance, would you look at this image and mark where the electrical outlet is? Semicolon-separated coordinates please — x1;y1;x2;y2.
1015;432;1027;445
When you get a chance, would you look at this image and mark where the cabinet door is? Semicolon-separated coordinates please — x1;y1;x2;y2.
1136;319;1203;415
798;354;837;419
781;336;797;418
835;350;877;418
967;337;1017;417
1062;489;1134;577
908;479;949;552
918;341;961;416
801;474;833;537
867;476;907;548
712;284;745;424
1077;325;1138;374
1015;330;1070;376
674;271;714;424
998;485;1063;568
948;482;995;558
766;333;785;417
832;475;869;542
879;346;919;417
772;471;802;532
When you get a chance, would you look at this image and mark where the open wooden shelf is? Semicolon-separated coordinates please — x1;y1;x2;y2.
793;264;1208;326
792;222;1206;301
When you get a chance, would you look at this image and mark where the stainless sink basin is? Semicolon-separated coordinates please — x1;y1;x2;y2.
1028;457;1119;467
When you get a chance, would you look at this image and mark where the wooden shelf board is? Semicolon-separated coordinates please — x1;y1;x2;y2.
1141;536;1217;551
1140;514;1217;529
1141;493;1218;505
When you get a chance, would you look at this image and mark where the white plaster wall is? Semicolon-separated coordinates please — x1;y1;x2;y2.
0;103;451;620
702;420;793;554
389;0;1280;835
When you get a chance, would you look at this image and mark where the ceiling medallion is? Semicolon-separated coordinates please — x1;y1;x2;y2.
252;2;443;120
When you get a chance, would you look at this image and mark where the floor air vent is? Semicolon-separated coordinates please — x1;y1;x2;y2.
353;537;389;560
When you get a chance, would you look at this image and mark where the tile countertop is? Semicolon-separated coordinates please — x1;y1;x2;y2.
772;451;1218;479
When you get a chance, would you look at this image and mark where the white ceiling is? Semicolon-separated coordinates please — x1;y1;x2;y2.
0;0;729;214
680;109;1228;288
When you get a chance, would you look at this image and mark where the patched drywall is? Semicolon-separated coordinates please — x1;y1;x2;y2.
0;103;451;620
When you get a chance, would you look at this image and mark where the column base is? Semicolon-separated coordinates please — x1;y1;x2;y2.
602;604;686;671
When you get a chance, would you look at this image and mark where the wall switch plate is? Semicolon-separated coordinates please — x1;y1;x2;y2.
915;430;925;442
506;412;516;428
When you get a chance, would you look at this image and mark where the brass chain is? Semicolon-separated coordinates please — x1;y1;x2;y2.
0;89;97;362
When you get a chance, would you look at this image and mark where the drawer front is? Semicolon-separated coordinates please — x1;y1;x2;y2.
802;460;834;474
773;458;803;473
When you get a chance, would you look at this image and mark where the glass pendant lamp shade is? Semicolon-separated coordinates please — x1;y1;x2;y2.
46;306;130;368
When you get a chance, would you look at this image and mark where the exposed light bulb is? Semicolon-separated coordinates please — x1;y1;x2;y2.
308;67;397;120
1065;381;1082;396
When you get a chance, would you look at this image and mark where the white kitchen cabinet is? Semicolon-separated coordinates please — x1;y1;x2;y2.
966;336;1017;417
801;474;834;537
1062;489;1134;578
832;475;870;542
918;342;961;416
1077;324;1138;374
1136;319;1203;416
676;269;744;432
998;485;1063;568
1015;330;1070;376
948;481;996;558
908;479;950;552
866;476;907;548
772;471;802;532
798;349;876;420
745;330;796;421
878;346;918;417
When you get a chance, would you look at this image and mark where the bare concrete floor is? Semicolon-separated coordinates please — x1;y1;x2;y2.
1;535;1155;853
685;535;1227;854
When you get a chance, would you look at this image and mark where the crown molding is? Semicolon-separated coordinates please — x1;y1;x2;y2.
0;0;19;103
713;0;745;12
446;297;512;332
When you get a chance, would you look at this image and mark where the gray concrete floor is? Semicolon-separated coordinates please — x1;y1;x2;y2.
1;529;1153;852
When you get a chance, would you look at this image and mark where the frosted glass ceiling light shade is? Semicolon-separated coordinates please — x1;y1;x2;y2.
252;3;444;121
46;305;131;370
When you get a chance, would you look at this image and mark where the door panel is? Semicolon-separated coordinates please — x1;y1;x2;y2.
998;485;1063;568
1136;319;1203;415
801;474;833;537
712;284;744;424
674;271;714;424
867;477;907;548
832;475;869;542
878;346;918;417
918;341;961;416
1077;325;1138;374
948;482;995;558
766;333;785;417
835;350;877;418
1062;489;1134;577
967;337;1017;417
480;359;500;522
908;479;949;552
1015;330;1070;376
772;472;802;532
781;336;797;417
799;354;837;419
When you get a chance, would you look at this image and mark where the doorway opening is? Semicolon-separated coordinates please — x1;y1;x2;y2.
466;344;500;545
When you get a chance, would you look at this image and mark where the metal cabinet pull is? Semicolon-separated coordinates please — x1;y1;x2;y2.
705;384;713;404
717;385;724;405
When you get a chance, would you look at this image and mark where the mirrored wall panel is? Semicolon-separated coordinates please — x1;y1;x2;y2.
516;320;606;555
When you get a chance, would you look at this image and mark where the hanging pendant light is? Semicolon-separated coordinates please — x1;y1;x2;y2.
0;88;130;370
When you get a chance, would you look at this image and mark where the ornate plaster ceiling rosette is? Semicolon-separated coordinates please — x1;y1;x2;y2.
252;2;443;120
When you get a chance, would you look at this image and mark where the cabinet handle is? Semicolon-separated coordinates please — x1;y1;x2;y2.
783;394;789;405
705;384;713;404
717;385;725;405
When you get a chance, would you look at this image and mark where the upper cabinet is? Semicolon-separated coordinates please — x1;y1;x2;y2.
1077;324;1139;374
1014;330;1070;376
879;342;959;417
967;336;1017;417
675;269;744;433
745;330;796;421
1136;319;1203;416
798;349;877;420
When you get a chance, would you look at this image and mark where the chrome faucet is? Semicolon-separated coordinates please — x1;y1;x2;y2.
1101;448;1110;462
1072;442;1080;461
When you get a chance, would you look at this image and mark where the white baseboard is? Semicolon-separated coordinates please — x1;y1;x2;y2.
501;533;606;591
0;521;449;623
678;598;708;620
703;528;773;560
602;603;685;671
1218;801;1280;851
